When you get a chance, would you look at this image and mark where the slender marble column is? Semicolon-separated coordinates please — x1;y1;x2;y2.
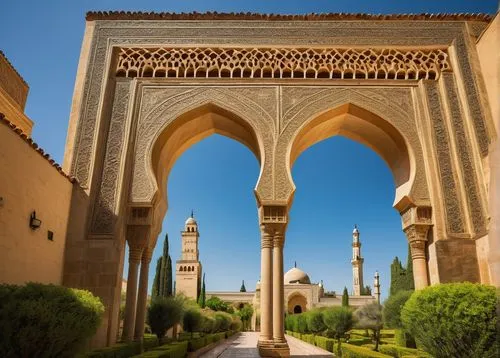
134;249;152;340
405;225;430;289
272;232;286;343
122;247;143;341
259;225;273;343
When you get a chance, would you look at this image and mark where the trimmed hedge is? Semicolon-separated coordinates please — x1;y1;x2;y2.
378;344;430;358
300;334;315;345
132;341;188;358
348;337;373;346
84;342;141;358
337;343;391;358
314;336;335;352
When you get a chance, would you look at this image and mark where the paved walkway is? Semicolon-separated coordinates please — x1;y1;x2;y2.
199;332;333;358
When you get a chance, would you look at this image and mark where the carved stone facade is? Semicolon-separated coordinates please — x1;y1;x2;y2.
61;13;498;353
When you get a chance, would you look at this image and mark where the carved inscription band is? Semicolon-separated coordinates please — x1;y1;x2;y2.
116;47;451;80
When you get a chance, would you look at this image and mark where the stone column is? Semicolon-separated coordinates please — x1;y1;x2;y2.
122;246;143;341
272;231;286;344
258;225;273;344
404;225;430;289
134;249;152;341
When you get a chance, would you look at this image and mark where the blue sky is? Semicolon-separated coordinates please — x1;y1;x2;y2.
1;1;497;300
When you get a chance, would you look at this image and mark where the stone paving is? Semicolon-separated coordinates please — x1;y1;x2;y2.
200;332;333;357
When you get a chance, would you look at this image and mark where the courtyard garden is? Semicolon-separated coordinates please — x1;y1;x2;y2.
285;282;498;358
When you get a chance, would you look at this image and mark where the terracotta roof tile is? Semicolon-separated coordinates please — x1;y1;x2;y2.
0;113;78;184
86;11;492;22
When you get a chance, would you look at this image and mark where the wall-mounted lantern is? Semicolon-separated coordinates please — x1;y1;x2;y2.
29;211;42;230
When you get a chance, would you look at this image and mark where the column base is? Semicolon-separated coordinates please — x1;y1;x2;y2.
258;339;290;357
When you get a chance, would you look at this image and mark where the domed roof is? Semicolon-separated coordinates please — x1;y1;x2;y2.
284;266;311;284
185;216;197;225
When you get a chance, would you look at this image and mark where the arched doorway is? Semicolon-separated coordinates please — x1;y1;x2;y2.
287;292;308;314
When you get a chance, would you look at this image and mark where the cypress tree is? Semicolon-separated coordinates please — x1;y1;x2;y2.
151;257;162;298
151;233;173;298
166;255;173;296
342;287;349;307
240;280;246;292
198;274;206;308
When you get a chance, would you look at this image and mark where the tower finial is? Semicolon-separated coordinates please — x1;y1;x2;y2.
191;209;194;218
294;261;297;268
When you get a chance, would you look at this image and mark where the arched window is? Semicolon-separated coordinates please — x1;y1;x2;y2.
180;266;184;272
294;305;302;314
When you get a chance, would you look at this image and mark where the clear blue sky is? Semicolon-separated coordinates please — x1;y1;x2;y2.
1;1;497;300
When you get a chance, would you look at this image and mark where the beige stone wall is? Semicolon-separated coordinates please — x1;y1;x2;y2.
477;13;499;286
0;120;73;285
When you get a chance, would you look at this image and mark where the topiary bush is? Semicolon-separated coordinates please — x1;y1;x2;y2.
295;313;308;333
401;282;498;358
306;310;326;334
0;282;104;358
182;308;202;338
378;344;430;357
147;296;183;344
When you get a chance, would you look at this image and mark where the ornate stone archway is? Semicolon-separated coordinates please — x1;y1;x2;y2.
62;12;497;356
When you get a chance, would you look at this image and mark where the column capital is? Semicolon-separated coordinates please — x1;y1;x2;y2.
404;224;430;260
400;205;433;230
260;224;274;249
129;247;144;263
273;231;285;248
141;249;153;264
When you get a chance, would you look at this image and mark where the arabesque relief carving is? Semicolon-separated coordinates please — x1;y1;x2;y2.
116;47;451;80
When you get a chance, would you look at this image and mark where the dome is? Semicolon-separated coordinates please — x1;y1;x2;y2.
284;267;311;284
185;217;197;225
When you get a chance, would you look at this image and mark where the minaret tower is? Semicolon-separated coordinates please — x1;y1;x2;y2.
175;211;202;299
374;271;381;304
351;225;364;296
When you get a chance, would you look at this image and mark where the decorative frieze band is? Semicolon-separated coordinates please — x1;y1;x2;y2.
116;47;451;80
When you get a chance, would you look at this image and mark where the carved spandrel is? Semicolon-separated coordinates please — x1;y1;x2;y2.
424;82;465;234
90;80;131;235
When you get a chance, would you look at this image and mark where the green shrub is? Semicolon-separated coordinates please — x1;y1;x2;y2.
132;341;188;358
315;335;335;352
83;342;141;358
183;308;202;337
394;329;415;349
214;312;232;332
306;310;326;333
0;282;104;358
301;333;315;345
147;296;183;344
143;334;160;350
337;343;391;358
378;344;430;358
348;337;373;346
401;282;498;358
295;313;308;333
187;336;207;352
205;296;230;312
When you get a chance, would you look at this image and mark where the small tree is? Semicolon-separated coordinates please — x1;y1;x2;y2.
383;290;415;347
296;313;308;333
401;283;498;358
237;304;254;331
197;274;206;308
147;296;183;344
183;308;202;338
322;307;353;357
306;310;326;334
342;287;349;307
152;234;173;298
354;302;384;351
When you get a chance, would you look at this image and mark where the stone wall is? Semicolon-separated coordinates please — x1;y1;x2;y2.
0;116;73;285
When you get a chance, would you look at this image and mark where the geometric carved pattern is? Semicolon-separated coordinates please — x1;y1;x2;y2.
116;47;451;80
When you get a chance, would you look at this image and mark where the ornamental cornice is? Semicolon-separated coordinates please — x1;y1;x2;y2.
116;47;451;81
86;11;492;22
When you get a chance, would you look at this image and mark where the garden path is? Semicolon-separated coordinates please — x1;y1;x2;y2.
199;332;333;357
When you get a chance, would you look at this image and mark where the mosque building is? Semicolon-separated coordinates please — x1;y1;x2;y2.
175;215;380;328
